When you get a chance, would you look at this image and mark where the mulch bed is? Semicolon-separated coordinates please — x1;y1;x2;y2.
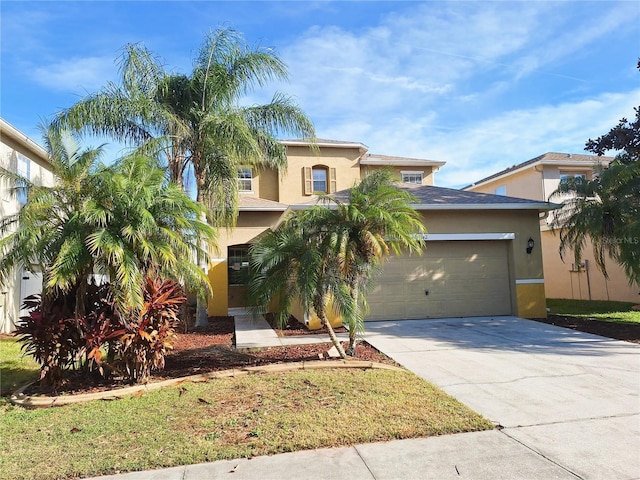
12;312;639;397
15;316;394;397
533;314;640;344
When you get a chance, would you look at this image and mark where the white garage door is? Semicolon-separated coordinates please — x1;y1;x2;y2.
366;241;512;320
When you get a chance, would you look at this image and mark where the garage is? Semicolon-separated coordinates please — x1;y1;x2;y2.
366;240;513;320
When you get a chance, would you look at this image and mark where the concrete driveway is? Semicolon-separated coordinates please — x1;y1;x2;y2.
364;316;640;480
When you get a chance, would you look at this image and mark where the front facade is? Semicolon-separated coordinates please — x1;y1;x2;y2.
465;152;639;303
0;118;54;333
208;140;551;324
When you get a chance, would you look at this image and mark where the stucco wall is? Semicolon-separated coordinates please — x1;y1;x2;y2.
421;210;544;282
277;145;363;204
0;136;54;333
541;229;640;303
360;164;436;186
468;167;543;200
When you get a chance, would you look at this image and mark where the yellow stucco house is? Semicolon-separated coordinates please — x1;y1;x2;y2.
0;118;55;333
208;139;554;324
465;152;639;303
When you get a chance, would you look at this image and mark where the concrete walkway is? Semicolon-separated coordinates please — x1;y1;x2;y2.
233;308;349;349
90;315;640;480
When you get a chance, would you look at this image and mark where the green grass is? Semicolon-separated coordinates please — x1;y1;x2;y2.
0;368;493;480
0;337;40;396
547;298;640;324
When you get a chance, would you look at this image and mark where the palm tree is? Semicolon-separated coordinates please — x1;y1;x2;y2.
52;27;315;226
0;126;216;318
248;170;426;358
550;161;640;284
318;170;426;354
248;211;355;358
52;28;315;325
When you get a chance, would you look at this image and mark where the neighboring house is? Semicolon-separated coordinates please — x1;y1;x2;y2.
208;139;552;324
464;152;639;303
0;118;54;333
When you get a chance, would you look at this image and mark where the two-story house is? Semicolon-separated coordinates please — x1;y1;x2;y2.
0;118;55;333
464;152;639;303
208;139;554;325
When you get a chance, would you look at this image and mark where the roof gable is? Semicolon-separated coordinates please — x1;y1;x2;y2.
465;152;613;189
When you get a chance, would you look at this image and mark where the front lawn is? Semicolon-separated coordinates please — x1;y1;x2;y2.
0;336;40;396
547;298;640;324
0;368;492;480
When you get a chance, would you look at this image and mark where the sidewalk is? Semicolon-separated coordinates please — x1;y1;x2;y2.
90;430;576;480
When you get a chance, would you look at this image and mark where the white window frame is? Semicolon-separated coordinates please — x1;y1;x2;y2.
237;168;253;193
559;172;586;181
17;153;30;205
401;170;423;184
494;185;507;196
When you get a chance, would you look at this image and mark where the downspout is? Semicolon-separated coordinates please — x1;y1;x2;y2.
534;164;546;201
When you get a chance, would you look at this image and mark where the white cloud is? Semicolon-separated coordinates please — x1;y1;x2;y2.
424;89;640;188
32;56;116;93
269;2;639;189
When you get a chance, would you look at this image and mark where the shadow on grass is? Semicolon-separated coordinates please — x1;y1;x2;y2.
1;367;39;396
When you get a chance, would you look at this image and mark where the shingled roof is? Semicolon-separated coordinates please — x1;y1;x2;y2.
360;153;446;167
464;152;613;189
295;183;555;211
238;196;288;211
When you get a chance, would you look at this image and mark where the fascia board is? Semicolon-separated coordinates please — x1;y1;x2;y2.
0;118;50;166
360;158;446;167
281;140;368;152
238;207;288;212
410;202;560;211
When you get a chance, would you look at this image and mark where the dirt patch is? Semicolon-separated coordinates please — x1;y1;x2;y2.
533;314;640;344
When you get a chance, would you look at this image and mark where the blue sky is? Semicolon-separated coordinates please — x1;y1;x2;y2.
1;1;639;188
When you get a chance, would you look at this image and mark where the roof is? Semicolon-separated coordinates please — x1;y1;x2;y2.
464;152;613;190
293;183;556;212
238;196;288;211
280;138;369;151
360;153;446;168
0;118;50;166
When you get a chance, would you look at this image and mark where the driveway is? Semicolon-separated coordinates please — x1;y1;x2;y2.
364;316;640;480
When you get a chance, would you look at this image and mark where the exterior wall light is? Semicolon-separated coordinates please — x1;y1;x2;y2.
526;237;535;254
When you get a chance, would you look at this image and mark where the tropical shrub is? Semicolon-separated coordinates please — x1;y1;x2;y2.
118;278;186;383
16;278;186;389
16;295;82;390
75;283;124;377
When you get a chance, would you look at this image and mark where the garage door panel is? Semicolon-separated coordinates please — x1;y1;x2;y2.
366;241;512;321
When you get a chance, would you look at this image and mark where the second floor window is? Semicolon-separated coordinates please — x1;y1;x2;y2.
313;167;328;193
17;153;30;205
304;165;336;195
559;172;586;182
401;171;423;184
238;168;253;192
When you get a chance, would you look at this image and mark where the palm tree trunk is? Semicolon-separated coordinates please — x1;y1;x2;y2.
321;313;346;359
194;184;209;328
346;287;359;356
